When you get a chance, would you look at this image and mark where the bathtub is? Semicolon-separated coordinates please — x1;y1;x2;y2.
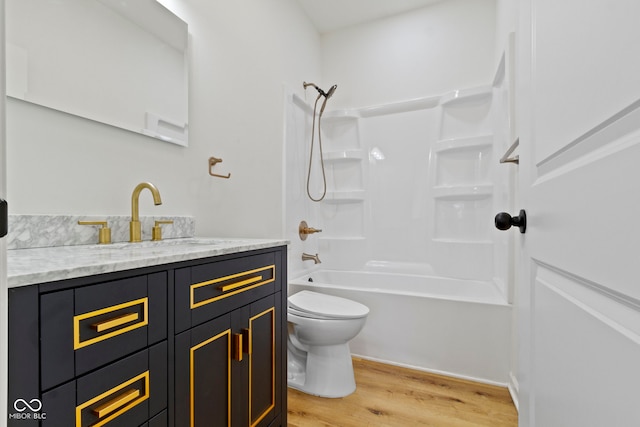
288;269;511;385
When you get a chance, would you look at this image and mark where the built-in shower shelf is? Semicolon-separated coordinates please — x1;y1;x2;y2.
433;185;493;200
432;238;493;244
323;190;365;203
319;236;366;241
440;86;492;107
357;95;440;118
324;149;364;162
321;111;359;122
434;135;493;152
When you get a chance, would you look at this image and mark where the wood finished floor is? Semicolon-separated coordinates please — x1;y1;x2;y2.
287;358;517;427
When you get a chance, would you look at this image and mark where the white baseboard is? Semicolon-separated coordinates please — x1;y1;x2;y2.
352;353;510;388
507;371;520;412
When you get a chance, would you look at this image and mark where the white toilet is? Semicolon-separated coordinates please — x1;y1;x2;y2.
287;290;369;398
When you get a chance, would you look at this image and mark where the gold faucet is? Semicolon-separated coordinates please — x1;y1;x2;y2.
302;253;321;264
130;182;162;242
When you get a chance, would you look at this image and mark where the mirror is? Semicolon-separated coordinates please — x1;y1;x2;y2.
6;0;189;146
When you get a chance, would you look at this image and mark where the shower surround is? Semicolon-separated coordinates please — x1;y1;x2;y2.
284;58;515;384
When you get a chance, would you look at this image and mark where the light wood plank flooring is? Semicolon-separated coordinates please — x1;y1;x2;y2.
288;358;517;427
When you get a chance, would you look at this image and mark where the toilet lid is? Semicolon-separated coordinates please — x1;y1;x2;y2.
288;290;369;319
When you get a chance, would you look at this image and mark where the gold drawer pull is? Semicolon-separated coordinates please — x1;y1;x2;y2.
92;389;141;418
74;298;149;350
190;265;275;309
92;313;139;333
218;275;263;292
233;333;243;362
76;371;149;427
242;328;252;355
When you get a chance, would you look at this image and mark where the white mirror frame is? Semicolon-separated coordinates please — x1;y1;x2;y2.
6;0;189;146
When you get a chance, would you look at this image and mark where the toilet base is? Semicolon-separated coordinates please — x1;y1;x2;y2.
287;343;356;398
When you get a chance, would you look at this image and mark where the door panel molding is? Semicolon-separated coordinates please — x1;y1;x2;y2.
536;97;640;176
532;265;640;425
534;262;640;338
529;136;640;300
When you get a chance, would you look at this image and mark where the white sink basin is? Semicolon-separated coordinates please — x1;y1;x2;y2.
89;237;243;250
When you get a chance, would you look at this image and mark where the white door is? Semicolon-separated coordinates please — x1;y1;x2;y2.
516;0;640;425
1;0;8;422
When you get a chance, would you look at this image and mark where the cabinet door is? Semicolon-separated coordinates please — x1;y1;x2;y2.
174;293;281;427
246;294;280;427
175;314;233;427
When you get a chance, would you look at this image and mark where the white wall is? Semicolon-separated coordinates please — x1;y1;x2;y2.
495;0;517;61
6;0;321;239
321;0;497;109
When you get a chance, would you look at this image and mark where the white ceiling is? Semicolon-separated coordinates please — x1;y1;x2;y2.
295;0;444;34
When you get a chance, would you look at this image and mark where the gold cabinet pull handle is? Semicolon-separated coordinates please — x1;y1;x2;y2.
92;389;141;418
242;328;252;355
92;312;139;333
218;275;263;292
233;333;243;362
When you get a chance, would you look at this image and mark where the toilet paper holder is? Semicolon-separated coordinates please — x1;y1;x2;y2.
208;157;231;179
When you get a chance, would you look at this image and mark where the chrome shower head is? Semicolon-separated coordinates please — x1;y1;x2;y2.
319;84;337;114
325;85;337;99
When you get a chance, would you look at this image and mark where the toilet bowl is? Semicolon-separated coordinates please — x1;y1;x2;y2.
287;290;369;398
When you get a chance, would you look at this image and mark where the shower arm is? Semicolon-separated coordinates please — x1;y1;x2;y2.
303;81;326;97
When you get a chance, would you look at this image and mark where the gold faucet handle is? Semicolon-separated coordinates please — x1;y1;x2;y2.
152;220;174;241
298;220;323;240
78;221;112;244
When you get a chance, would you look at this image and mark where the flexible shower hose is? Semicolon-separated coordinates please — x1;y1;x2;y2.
306;94;327;202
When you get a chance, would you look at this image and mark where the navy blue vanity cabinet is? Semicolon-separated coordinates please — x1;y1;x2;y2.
7;245;287;427
8;271;169;427
141;410;169;427
173;248;286;427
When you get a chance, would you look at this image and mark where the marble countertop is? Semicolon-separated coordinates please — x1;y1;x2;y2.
8;237;289;288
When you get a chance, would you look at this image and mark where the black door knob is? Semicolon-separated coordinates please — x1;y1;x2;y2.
0;199;6;238
495;209;526;233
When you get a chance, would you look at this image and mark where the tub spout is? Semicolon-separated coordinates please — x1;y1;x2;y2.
302;253;321;264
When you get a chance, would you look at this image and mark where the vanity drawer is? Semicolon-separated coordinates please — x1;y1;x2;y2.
175;251;281;333
40;272;167;390
41;342;167;427
141;409;167;427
